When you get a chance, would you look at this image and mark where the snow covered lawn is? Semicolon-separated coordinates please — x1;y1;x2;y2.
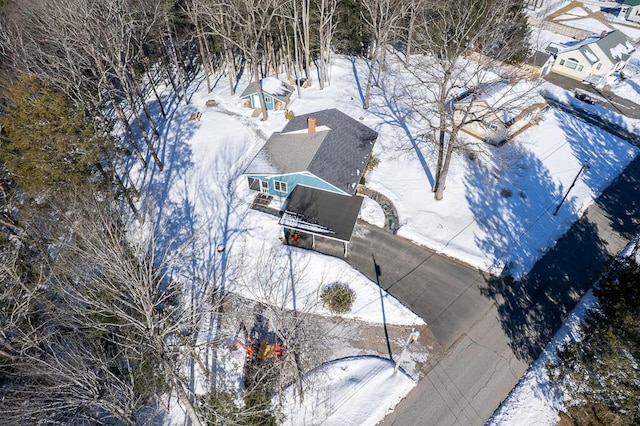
279;356;416;426
134;36;639;422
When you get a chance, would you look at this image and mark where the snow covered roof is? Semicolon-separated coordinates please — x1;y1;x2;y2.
244;130;329;175
455;80;546;124
240;77;294;102
245;109;378;195
556;30;634;64
279;186;364;242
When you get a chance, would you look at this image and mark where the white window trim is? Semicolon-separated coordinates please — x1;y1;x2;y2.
274;180;288;193
564;58;579;70
260;180;269;193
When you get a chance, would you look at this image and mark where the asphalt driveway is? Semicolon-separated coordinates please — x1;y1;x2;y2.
544;72;640;119
311;147;640;425
312;223;530;424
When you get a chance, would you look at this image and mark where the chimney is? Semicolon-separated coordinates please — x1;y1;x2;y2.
307;117;316;134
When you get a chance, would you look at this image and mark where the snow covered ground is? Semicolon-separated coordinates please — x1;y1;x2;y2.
612;55;640;104
131;14;640;421
279;356;416;426
487;290;597;425
488;239;640;425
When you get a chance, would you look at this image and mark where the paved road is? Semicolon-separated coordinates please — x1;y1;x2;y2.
544;72;640;119
383;157;640;425
312;152;640;425
305;97;640;424
313;224;529;424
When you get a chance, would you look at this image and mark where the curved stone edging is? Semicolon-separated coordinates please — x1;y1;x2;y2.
357;185;400;234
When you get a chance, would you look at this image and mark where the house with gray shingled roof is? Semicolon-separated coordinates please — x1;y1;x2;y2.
244;109;378;248
548;30;634;81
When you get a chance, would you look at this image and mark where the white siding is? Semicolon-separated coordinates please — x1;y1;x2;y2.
626;5;640;23
588;44;618;74
551;50;592;80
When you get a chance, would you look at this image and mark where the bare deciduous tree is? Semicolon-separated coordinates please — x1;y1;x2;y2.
317;0;339;90
406;0;531;200
238;245;325;405
360;0;406;109
0;190;234;425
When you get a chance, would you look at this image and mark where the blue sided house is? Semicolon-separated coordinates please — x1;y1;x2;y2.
244;108;378;250
240;77;294;111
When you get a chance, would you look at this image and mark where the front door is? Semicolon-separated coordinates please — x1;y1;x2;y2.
260;180;269;193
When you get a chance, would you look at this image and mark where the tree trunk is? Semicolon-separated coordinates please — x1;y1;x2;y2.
363;45;378;109
161;44;183;102
253;60;269;120
144;59;167;119
131;77;161;140
127;94;164;171
113;103;147;169
196;23;212;93
225;45;236;96
434;142;454;201
301;0;311;84
292;4;303;99
405;4;416;66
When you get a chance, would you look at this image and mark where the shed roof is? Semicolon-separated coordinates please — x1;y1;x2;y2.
623;0;640;7
279;185;364;242
245;109;378;194
240;77;294;103
455;80;546;124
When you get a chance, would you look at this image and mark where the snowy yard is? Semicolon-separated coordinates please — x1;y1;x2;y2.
132;19;640;421
279;357;416;426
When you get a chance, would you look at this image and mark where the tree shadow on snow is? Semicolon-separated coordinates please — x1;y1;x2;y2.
558;107;640;240
465;139;597;362
482;218;610;362
559;108;634;197
471;112;638;362
365;74;435;189
465;139;569;277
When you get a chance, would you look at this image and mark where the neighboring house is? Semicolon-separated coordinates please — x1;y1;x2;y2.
620;0;640;24
244;109;378;249
240;77;294;111
453;80;547;146
547;30;634;81
525;51;553;78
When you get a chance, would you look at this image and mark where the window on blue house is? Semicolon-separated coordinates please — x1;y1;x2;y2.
274;180;287;193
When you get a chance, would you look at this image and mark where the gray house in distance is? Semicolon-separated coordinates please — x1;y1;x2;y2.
244;109;378;252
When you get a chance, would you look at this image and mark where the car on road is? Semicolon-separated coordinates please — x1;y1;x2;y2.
574;90;597;105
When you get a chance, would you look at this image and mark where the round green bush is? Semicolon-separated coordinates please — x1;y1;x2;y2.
321;283;355;315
